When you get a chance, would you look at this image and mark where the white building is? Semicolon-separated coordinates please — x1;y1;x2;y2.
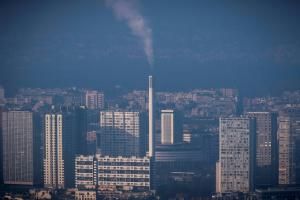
182;130;192;143
75;154;151;191
85;90;104;110
216;117;255;194
161;110;175;144
75;155;96;190
44;114;64;189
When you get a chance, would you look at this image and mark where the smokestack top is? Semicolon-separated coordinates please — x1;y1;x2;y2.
149;75;153;89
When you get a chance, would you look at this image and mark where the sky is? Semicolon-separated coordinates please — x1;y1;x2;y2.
0;0;300;96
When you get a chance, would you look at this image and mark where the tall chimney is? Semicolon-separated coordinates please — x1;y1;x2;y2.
148;75;155;158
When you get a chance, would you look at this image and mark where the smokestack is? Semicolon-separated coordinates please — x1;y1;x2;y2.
148;75;155;158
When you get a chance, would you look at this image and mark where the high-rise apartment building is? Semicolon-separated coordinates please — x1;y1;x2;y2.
85;90;104;110
246;112;278;187
44;113;64;189
99;111;146;157
44;106;87;189
161;110;182;144
2;111;41;185
278;107;300;185
216;117;256;194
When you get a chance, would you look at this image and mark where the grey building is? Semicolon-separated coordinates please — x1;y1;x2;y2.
155;144;209;171
216;117;256;194
99;111;147;157
0;86;4;105
246;112;278;187
2;111;41;185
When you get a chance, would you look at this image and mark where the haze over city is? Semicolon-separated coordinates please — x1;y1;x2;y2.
1;0;300;96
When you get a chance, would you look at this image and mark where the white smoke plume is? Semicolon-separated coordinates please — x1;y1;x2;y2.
106;0;153;66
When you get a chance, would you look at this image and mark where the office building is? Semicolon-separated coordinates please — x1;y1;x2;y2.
2;111;41;185
85;90;104;110
99;111;146;157
216;117;256;194
278;107;300;185
246;112;278;187
75;154;151;191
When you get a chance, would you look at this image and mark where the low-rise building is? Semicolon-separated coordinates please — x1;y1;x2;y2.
75;154;151;192
75;190;96;200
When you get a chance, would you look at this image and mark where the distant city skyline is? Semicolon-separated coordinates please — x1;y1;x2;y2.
1;1;300;199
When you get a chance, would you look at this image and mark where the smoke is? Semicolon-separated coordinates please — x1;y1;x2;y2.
106;0;153;66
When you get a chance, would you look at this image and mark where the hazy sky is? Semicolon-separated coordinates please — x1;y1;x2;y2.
0;0;300;96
